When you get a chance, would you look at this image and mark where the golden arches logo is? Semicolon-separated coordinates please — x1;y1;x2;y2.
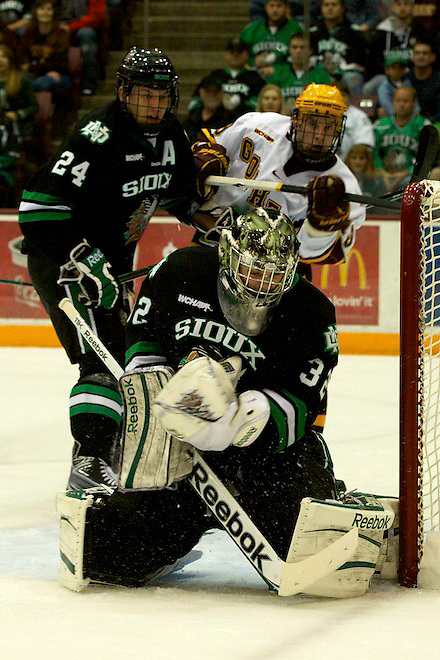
320;249;367;290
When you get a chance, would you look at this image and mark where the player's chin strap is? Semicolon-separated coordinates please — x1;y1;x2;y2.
57;297;400;598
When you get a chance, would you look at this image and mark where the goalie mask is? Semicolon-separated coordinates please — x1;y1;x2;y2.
218;208;299;336
117;46;179;136
291;83;347;164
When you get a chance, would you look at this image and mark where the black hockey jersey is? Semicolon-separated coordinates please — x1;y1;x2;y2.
125;246;339;453
18;101;197;274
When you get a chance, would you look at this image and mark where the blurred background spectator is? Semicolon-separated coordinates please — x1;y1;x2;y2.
345;143;386;194
0;0;31;36
183;73;232;145
21;0;73;144
376;51;415;116
408;39;440;122
0;44;37;136
0;43;37;205
240;0;302;78
373;85;430;188
187;38;265;121
58;0;106;95
344;0;382;31
267;31;332;113
365;0;426;93
249;0;321;23
335;81;375;160
309;0;368;95
255;82;284;111
0;17;25;63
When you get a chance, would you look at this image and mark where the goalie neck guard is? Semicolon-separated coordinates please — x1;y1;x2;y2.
218;208;299;336
117;46;179;136
291;83;347;164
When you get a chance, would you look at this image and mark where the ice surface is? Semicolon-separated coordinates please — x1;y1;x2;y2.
2;349;440;659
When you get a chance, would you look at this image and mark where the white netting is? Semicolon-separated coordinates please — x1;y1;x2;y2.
420;180;440;540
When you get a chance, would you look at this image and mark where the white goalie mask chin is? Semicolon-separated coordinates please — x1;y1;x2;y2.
217;208;299;336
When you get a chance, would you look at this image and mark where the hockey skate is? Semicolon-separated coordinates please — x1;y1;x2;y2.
68;456;118;490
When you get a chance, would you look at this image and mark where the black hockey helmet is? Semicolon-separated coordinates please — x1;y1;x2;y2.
117;46;179;133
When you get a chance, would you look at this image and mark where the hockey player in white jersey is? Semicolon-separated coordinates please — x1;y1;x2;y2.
192;83;366;265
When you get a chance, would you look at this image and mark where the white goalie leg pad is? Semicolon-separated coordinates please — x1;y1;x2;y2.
119;366;194;490
286;496;396;598
152;356;237;440
361;494;399;580
337;492;399;580
56;489;95;592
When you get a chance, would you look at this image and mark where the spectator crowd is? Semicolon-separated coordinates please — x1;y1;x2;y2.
184;0;440;208
0;0;131;206
1;0;440;209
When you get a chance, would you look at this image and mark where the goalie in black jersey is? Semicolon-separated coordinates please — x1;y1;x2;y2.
18;46;200;490
57;208;398;598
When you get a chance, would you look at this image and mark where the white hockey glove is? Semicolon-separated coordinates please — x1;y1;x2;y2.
58;240;119;309
152;356;270;451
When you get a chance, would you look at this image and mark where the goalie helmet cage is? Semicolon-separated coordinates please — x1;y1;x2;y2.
400;180;440;588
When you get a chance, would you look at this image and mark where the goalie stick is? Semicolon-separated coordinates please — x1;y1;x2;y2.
58;296;359;597
205;125;440;211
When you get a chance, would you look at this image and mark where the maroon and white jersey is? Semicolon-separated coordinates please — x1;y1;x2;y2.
201;111;366;264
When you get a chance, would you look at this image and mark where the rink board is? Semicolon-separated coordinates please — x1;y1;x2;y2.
0;212;401;354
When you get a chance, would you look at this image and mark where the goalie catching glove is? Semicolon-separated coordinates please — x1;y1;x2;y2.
192;140;229;202
58;240;119;309
307;175;350;233
152;356;270;451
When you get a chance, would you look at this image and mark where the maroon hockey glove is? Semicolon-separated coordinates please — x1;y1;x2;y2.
307;175;350;233
192;141;229;201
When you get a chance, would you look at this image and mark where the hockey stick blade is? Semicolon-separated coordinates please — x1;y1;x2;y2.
378;124;440;204
412;124;439;182
278;527;358;597
206;175;400;210
59;297;359;597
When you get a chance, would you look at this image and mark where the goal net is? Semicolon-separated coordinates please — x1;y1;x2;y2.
400;180;440;588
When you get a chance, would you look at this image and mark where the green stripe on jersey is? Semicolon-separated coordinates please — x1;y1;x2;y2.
21;190;68;204
267;396;288;452
18;210;71;223
280;388;307;440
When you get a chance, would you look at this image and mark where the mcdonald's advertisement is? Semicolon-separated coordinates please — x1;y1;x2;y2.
312;225;379;325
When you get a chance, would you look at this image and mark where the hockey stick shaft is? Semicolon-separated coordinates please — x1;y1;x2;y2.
205;175;401;210
0;266;151;288
206;126;439;211
58;296;358;596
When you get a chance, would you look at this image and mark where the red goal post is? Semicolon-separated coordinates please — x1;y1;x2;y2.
400;180;440;588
